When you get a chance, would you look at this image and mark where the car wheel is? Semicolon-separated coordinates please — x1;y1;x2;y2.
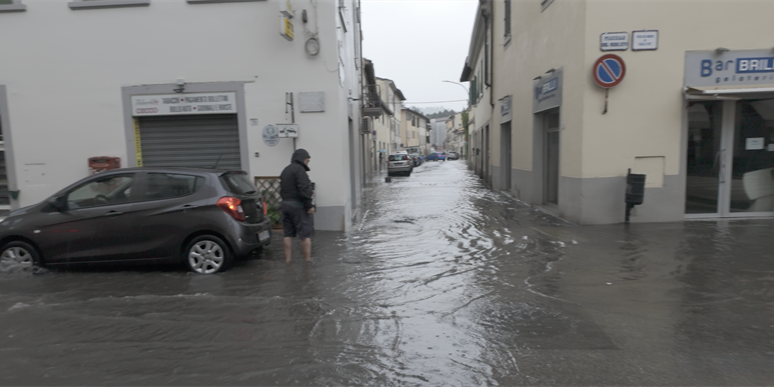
0;241;42;269
184;235;233;274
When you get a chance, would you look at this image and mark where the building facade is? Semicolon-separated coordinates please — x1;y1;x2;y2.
461;0;774;224
371;77;405;169
401;108;428;152
0;0;367;230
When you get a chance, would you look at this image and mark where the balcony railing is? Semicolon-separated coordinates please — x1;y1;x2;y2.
363;84;382;117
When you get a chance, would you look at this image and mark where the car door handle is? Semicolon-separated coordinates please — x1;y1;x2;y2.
104;211;123;217
181;205;197;212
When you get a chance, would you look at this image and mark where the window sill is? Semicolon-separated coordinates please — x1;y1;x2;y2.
68;0;150;10
0;4;26;12
187;0;265;4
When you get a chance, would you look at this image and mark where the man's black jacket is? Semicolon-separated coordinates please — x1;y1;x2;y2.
280;149;314;210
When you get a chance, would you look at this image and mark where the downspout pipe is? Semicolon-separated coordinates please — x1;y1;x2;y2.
481;6;494;109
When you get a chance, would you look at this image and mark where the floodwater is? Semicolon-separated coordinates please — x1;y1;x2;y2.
1;160;773;386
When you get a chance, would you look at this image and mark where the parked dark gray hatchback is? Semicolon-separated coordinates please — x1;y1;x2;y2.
0;167;272;274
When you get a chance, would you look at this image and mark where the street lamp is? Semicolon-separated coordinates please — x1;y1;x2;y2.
442;80;469;103
441;80;470;158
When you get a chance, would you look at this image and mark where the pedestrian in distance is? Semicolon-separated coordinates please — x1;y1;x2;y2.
279;148;315;263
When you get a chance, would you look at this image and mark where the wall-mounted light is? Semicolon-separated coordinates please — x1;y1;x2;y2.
533;76;542;81
716;47;730;54
545;68;556;74
174;78;185;93
305;36;320;56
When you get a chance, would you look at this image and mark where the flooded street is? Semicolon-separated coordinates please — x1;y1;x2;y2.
2;160;774;386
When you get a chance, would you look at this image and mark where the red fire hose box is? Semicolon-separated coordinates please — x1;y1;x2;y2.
88;156;121;174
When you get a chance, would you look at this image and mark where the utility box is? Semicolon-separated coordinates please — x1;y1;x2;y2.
625;172;646;205
88;156;121;174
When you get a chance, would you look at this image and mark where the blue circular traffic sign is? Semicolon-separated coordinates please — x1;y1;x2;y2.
593;54;626;88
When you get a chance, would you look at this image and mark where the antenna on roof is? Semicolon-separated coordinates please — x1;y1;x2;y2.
214;154;224;169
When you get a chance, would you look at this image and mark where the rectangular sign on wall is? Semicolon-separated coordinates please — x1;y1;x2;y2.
533;69;562;113
685;49;774;87
600;32;629;51
131;93;237;116
632;30;658;51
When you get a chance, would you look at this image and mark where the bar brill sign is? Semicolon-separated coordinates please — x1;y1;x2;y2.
131;93;237;116
685;49;774;87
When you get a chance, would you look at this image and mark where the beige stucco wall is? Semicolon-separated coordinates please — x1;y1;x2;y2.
583;0;774;179
493;0;587;176
495;0;774;179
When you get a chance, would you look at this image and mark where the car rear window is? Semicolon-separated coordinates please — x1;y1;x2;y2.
389;154;408;161
220;173;258;195
144;173;204;200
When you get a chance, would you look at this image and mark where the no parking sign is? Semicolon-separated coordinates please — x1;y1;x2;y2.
593;54;626;88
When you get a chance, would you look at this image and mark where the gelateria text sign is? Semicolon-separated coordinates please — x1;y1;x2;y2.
685;49;774;87
131;93;237;116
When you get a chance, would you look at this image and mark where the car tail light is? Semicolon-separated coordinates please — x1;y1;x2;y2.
263;200;267;215
217;197;245;221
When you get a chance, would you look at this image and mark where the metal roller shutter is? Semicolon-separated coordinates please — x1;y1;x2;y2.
138;114;241;169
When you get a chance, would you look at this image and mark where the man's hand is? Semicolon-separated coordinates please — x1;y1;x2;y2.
307;207;316;215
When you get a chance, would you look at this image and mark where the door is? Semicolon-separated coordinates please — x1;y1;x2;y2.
138;114;240;169
544;111;560;205
131;172;208;260
685;99;774;217
41;173;138;263
501;122;512;191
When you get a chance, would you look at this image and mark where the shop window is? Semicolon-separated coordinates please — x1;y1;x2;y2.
0;0;26;12
541;0;555;12
68;0;150;10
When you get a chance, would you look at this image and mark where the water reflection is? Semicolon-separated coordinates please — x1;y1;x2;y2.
0;161;773;385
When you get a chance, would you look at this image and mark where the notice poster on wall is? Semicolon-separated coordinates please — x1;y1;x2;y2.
746;137;765;150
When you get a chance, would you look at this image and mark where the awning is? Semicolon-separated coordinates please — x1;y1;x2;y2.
684;84;774;100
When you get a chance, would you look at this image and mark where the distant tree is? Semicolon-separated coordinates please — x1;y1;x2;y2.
426;109;456;119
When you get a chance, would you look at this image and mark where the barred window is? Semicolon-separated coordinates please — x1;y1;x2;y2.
0;0;26;12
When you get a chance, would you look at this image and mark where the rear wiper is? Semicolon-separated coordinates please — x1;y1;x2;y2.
244;190;257;195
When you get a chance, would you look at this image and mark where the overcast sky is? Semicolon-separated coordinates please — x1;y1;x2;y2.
360;0;478;114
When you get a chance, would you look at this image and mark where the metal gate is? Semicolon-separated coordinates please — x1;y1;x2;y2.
137;114;241;169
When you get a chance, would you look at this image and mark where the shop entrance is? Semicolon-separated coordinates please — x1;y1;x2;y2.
686;99;774;217
501;122;512;191
544;110;560;205
136;114;240;169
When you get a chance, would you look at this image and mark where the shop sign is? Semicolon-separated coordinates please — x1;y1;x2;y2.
533;69;563;113
499;95;512;123
131;93;237;116
600;32;629;51
632;30;658;51
685;49;774;87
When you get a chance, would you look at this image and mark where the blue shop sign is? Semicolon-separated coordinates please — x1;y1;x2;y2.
686;50;774;87
533;69;562;113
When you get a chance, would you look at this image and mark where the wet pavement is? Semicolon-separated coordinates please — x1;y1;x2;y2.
1;160;774;386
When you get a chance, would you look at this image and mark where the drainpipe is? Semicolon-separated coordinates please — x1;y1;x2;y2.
482;7;494;110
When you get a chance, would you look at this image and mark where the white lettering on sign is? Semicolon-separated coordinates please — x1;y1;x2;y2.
632;30;658;51
131;93;237;116
600;32;629;51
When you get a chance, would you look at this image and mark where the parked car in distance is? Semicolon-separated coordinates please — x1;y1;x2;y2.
0;167;272;274
388;153;413;176
425;152;446;161
447;151;460;160
409;153;423;167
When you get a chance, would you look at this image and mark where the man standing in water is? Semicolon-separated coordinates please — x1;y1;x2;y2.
280;149;315;262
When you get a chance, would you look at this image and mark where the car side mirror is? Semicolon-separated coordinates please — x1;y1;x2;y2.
47;196;66;212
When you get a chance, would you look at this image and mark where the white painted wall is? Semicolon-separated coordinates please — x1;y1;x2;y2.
0;0;364;230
